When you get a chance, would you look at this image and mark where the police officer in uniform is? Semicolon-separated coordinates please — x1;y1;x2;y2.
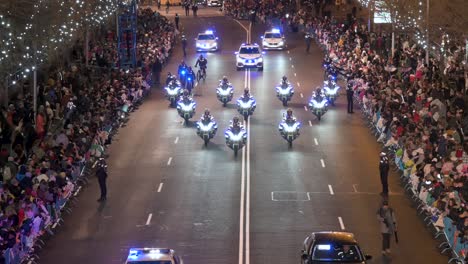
379;152;390;196
96;158;108;202
305;33;312;53
346;75;354;113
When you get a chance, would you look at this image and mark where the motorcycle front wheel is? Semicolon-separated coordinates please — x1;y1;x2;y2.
233;145;239;157
204;137;209;147
282;99;288;107
288;139;293;148
243;113;249;121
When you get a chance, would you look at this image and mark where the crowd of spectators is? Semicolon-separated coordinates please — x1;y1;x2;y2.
0;7;174;263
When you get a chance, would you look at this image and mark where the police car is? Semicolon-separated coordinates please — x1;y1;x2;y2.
261;28;286;50
301;232;372;263
195;30;219;52
125;248;183;264
207;0;221;7
235;43;264;71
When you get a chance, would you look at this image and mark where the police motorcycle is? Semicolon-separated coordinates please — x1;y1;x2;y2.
164;74;183;107
275;76;294;106
308;88;328;121
176;90;197;125
196;109;218;146
185;67;196;92
278;109;301;148
237;88;257;121
225;116;247;157
323;77;340;106
178;61;188;86
216;76;234;107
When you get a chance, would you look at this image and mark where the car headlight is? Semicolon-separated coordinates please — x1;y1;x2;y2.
278;41;284;45
262;41;267;45
196;43;202;47
257;57;263;63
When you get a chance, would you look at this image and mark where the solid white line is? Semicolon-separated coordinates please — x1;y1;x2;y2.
246;104;251;264
304;105;308;111
320;159;325;168
167;157;173;166
146;213;153;225
308;120;312;126
174;137;179;144
239;145;245;264
314;138;319;145
157;183;164;192
338;217;345;230
300;93;304;98
328;185;334;195
297;82;301;87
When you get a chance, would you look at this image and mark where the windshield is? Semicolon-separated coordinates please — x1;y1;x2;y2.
127;261;172;264
312;244;363;262
239;47;260;54
265;33;282;38
198;34;215;40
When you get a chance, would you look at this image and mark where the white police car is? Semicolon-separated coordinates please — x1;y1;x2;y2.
261;28;286;50
235;43;264;71
125;248;183;264
207;0;221;7
195;30;219;52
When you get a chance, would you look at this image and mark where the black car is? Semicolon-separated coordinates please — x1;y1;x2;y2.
301;232;372;263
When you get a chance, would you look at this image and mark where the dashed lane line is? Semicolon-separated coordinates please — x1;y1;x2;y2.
314;138;319;145
308;120;312;127
320;159;326;168
304;106;308;111
328;185;334;195
338;217;345;230
167;157;173;166
157;183;164;192
300;93;304;98
174;137;179;144
146;213;153;226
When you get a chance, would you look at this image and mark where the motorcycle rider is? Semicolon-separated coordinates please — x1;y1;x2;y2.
202;108;213;123
284;108;297;123
220;76;230;87
195;54;208;76
180;89;192;103
313;87;325;102
281;76;289;87
178;60;187;75
230;116;242;132
166;72;176;85
241;88;252;101
186;66;196;92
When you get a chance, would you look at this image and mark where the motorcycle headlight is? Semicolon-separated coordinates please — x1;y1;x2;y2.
179;102;196;111
310;99;327;108
199;122;215;131
225;130;245;141
217;88;232;96
167;88;179;95
281;122;300;132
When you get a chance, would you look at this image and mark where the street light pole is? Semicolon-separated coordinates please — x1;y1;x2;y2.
426;0;429;64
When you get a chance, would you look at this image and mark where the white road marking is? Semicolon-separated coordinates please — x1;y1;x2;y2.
300;93;304;98
174;137;179;144
314;138;319;145
246;106;251;264
352;184;358;193
338;217;345;230
320;159;326;168
167;157;173;166
233;19;249;42
146;213;153;225
294;72;297;77
308;120;312;126
157;183;164;192
291;65;294;68
328;185;334;195
297;82;301;87
287;50;290;54
304;105;308;111
289;57;292;61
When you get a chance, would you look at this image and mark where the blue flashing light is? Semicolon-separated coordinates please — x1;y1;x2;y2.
188;77;192;81
129;249;138;255
317;244;331;250
271;28;280;33
205;30;214;34
181;70;186;75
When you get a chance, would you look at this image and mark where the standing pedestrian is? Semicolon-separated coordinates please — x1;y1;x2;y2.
346;79;354;113
305;33;312;53
165;0;170;14
185;2;190;16
379;152;390;195
175;13;180;30
376;200;397;255
181;34;187;57
157;0;161;10
96;159;108;202
152;57;162;86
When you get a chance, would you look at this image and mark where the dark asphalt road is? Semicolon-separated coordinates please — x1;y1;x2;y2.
39;8;446;264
